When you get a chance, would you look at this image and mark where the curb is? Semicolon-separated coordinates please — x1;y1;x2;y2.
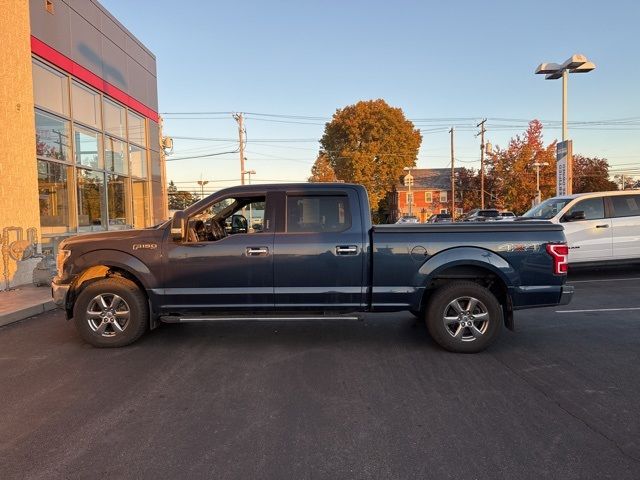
0;301;58;328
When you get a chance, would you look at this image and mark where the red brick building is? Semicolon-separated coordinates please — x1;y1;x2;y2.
388;168;464;222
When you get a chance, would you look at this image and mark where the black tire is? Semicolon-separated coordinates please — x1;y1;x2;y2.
73;276;148;348
425;281;502;353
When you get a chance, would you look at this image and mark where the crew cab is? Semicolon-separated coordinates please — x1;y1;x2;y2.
520;190;640;264
52;183;573;353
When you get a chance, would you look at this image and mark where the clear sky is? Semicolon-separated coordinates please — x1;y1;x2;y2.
101;0;640;194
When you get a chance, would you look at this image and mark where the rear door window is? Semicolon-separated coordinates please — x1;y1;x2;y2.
566;197;604;220
286;195;350;233
611;195;640;218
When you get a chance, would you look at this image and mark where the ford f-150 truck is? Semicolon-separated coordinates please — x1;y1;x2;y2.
52;183;573;353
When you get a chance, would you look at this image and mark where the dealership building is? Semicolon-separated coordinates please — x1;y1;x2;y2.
1;0;167;287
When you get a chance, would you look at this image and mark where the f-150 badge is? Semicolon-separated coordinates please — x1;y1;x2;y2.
132;243;158;250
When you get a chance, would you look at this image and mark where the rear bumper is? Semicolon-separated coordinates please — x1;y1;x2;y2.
558;285;574;306
51;280;70;308
509;284;574;309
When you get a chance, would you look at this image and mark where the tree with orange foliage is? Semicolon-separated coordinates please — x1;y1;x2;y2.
486;120;556;214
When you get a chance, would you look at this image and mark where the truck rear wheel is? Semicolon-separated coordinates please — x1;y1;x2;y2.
425;281;502;353
73;276;148;348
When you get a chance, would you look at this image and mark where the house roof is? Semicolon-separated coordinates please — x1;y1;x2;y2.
397;168;463;190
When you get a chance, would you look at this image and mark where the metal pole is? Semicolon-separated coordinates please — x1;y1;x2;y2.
449;127;455;220
476;119;486;209
536;165;541;204
234;113;246;185
408;170;412;217
562;70;568;142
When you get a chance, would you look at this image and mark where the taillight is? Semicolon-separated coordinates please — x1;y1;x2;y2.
546;243;568;275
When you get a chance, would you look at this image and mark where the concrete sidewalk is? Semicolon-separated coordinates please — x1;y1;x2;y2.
0;285;56;327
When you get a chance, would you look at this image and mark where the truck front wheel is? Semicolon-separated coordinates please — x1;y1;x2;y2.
425;281;502;353
73;277;148;348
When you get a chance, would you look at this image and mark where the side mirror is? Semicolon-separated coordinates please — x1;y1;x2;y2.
564;210;586;222
171;211;187;241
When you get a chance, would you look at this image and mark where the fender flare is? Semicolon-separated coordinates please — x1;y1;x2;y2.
413;246;520;314
418;246;519;285
70;249;157;290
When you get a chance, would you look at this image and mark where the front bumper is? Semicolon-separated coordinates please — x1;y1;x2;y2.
51;280;70;308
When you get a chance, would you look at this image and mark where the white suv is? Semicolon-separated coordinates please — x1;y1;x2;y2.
521;190;640;264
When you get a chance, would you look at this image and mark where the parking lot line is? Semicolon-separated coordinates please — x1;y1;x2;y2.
568;277;640;284
567;277;640;283
556;307;640;313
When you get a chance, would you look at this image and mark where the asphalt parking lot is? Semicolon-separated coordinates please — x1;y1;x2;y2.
1;266;640;479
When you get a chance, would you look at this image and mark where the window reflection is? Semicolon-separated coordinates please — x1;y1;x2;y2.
35;111;70;162
132;179;149;228
103;99;126;138
74;126;102;169
128;111;146;146
37;160;71;234
107;174;132;230
32;60;69;116
72;81;101;129
105;136;128;174
77;168;106;231
130;145;147;178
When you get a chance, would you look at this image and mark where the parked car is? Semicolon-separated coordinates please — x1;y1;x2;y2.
461;209;501;222
500;211;516;218
427;213;452;223
519;190;640;264
395;215;420;224
52;183;572;353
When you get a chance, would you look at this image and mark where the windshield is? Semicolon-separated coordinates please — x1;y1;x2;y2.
522;197;573;219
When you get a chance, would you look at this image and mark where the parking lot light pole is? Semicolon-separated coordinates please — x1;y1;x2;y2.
535;54;596;142
531;162;549;205
196;180;209;199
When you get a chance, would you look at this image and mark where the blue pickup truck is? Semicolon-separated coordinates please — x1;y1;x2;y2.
52;183;573;353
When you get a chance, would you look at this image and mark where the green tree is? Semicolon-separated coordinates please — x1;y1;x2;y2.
308;152;337;182
319;99;422;211
572;155;618;193
486;120;556;214
168;180;198;210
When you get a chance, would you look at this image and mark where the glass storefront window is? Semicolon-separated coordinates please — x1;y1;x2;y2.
35;110;71;162
130;145;147;178
107;174;132;230
37;160;72;234
132;179;149;228
32;59;69;116
103;99;126;138
128;111;146;146
72;81;101;129
74;126;102;169
105;136;128;174
77;168;106;231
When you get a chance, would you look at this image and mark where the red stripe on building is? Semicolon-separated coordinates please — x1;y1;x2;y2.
30;36;159;123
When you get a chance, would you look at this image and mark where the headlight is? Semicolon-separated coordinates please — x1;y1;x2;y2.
56;249;71;276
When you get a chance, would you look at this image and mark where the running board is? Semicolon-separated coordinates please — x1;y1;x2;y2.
160;314;362;323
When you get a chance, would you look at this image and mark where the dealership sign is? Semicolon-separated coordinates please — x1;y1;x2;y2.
556;140;573;196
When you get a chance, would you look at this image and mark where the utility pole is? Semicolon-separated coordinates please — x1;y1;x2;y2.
449;127;455;220
476;119;487;209
233;113;246;185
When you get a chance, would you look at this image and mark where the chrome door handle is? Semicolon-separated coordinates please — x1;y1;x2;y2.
595;224;609;228
246;247;269;256
336;245;358;255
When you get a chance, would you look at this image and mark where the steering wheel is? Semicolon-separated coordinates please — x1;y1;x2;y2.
210;219;227;240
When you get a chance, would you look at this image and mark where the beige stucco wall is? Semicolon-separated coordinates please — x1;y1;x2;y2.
0;1;41;288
